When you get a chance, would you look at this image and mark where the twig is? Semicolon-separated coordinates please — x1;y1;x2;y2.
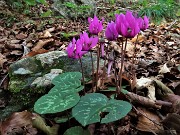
125;91;172;109
0;74;8;87
167;20;177;29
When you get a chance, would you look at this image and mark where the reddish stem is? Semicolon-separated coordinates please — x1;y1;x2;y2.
95;43;100;92
118;38;127;94
79;56;85;94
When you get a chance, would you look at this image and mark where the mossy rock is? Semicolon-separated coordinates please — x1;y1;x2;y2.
8;51;103;105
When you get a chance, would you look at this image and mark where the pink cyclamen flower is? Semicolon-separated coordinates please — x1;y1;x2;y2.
137;16;149;31
80;32;98;51
115;11;140;38
105;21;118;41
66;38;87;59
88;16;104;35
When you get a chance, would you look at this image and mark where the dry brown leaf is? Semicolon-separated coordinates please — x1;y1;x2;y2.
32;39;54;52
130;73;137;90
46;27;55;33
10;39;20;44
88;124;96;135
22;49;49;58
136;107;163;133
117;124;130;135
162;113;180;134
40;30;52;38
110;41;121;54
5;43;22;49
159;63;170;74
0;111;37;135
163;94;180;113
16;33;27;40
125;41;134;57
131;34;146;43
0;53;7;68
0;37;7;43
10;50;23;56
153;79;174;94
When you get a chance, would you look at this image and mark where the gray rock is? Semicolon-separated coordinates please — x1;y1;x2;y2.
1;50;103;120
9;50;99;93
51;0;97;19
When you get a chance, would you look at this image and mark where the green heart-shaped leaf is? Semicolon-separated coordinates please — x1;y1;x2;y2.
63;126;90;135
52;72;82;88
49;85;84;95
72;93;132;126
34;92;80;114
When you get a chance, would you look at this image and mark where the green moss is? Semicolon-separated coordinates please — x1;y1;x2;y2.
9;80;27;93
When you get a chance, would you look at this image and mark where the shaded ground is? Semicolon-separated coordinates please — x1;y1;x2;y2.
0;1;180;135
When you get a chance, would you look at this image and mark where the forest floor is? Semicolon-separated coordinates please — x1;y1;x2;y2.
0;1;180;135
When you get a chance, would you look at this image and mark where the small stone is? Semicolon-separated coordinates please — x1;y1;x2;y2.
13;68;33;75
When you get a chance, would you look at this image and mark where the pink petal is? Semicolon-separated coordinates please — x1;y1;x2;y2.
90;36;98;48
144;16;149;29
121;23;128;37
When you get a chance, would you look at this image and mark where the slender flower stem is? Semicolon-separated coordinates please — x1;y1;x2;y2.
118;38;127;94
101;42;106;89
131;34;139;72
95;43;100;92
90;51;95;90
79;56;85;94
114;51;119;97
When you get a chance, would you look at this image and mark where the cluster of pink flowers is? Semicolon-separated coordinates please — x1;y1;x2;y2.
105;11;149;40
66;11;149;59
66;32;99;59
66;16;103;59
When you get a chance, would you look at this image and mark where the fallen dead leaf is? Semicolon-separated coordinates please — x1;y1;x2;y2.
131;34;147;43
16;33;27;40
10;50;23;56
46;27;55;33
153;79;174;94
162;113;180;134
32;39;54;52
22;49;49;58
40;30;52;38
0;111;36;135
136;107;163;133
163;94;180;114
125;41;134;58
5;43;22;49
0;53;7;68
159;63;170;74
10;39;20;44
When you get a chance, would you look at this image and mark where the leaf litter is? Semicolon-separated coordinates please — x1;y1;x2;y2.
0;1;180;135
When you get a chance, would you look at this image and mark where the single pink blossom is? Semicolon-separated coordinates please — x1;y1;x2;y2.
137;16;149;30
80;32;98;51
105;21;118;41
88;16;104;35
115;11;140;38
66;38;87;59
